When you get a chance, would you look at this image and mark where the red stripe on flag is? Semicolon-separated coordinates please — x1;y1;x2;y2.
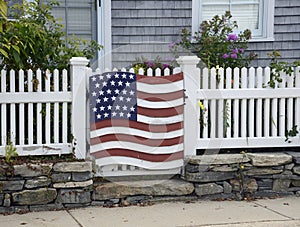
137;105;184;117
137;90;184;101
90;119;183;133
136;72;183;84
92;149;184;162
90;134;183;146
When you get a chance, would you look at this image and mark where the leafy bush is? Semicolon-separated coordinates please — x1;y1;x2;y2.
0;0;102;71
170;11;256;69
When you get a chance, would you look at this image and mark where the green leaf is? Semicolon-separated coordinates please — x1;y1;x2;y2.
0;48;8;58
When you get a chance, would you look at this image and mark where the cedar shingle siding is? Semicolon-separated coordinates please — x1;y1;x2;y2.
249;0;300;67
111;0;192;68
111;0;300;68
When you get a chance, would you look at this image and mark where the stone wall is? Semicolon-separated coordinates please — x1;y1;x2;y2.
1;152;300;213
0;161;93;213
185;152;300;199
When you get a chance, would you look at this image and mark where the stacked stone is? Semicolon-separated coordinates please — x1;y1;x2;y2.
92;179;195;206
185;152;300;199
0;161;93;213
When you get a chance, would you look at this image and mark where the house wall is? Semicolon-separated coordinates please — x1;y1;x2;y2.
111;0;192;68
110;0;300;68
249;0;300;67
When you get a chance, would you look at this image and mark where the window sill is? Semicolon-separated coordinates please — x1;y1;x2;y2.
249;37;275;42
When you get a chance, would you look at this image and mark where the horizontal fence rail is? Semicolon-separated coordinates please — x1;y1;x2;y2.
0;69;72;156
196;66;300;150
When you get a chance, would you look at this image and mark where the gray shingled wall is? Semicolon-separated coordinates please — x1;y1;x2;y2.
111;0;192;68
111;0;300;68
249;0;300;67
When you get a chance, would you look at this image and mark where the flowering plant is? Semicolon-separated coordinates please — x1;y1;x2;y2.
170;11;256;68
131;56;174;75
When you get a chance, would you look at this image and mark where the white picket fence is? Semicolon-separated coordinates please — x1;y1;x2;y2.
1;56;299;177
0;69;72;156
177;56;300;155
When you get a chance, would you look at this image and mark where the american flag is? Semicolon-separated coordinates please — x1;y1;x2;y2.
89;72;184;170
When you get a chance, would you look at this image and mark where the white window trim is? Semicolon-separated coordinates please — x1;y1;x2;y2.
192;0;275;42
97;0;112;70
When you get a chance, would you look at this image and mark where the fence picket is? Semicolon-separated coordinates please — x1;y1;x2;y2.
147;68;153;76
271;91;278;137
54;69;59;143
263;67;271;137
9;70;16;145
28;70;34;144
278;71;286;136
210;68;217;138
225;67;232;138
45;70;51;144
296;67;300;130
240;68;247;138
248;67;255;137
217;68;224;138
138;68;144;75
155;68;161;76
62;69;68;143
19;70;25;145
164;67;170;76
36;69;42;144
1;70;6;146
233;68;240;137
287;72;294;131
202;68;209;138
256;67;263;137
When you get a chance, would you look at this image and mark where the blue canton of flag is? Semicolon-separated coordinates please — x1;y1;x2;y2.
89;72;138;123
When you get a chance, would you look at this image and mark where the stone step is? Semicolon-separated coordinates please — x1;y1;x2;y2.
93;178;194;200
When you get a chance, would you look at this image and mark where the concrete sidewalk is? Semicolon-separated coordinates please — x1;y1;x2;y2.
1;196;300;227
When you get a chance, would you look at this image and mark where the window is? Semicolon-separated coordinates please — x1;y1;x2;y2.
6;0;34;20
6;0;21;20
192;0;274;41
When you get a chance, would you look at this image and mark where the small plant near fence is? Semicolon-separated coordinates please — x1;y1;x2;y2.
4;139;18;164
131;56;174;76
267;50;300;88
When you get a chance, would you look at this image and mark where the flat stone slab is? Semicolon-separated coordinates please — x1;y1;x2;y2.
58;189;91;204
0;180;24;191
248;153;292;166
53;179;93;188
195;183;223;196
12;188;57;205
25;176;51;189
186;154;250;165
93;179;194;200
244;168;283;176
293;166;300;175
13;163;53;177
53;162;92;173
185;171;235;183
286;152;300;164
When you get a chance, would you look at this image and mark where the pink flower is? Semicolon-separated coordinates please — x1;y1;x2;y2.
232;48;238;54
222;54;229;59
226;34;238;41
239;48;245;53
231;53;237;59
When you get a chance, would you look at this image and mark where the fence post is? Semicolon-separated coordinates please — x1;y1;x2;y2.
177;56;200;156
70;57;90;159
